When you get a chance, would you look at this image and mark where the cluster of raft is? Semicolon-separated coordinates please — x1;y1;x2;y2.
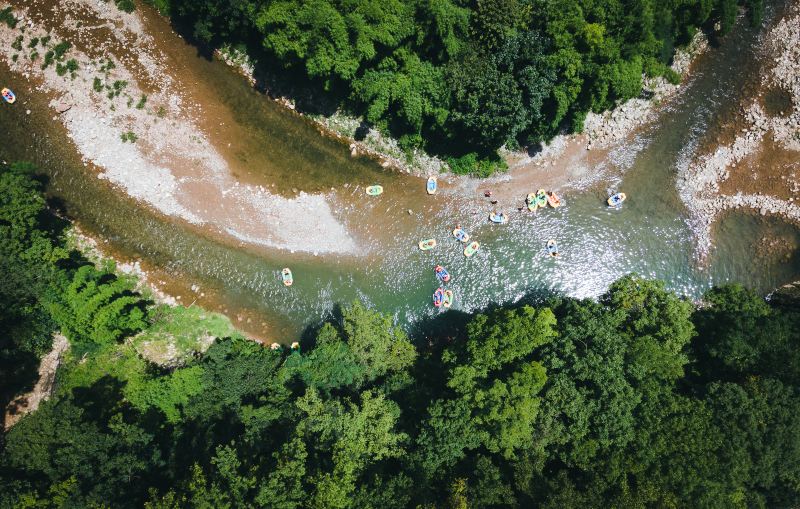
363;177;628;309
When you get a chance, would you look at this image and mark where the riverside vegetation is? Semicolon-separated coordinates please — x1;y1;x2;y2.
129;0;768;175
2;162;800;507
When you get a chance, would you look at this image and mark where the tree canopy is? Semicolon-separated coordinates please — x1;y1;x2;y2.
157;0;763;174
2;165;799;506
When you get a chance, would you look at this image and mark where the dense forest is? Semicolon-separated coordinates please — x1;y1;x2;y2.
2;162;799;507
136;0;766;174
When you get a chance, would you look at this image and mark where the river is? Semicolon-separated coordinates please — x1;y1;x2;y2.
1;2;798;341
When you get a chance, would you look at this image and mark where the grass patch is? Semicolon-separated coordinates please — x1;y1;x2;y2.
93;77;103;93
41;41;71;70
99;59;116;73
156;106;167;118
0;7;17;29
136;94;147;109
52;41;71;59
115;0;136;13
11;35;23;51
28;37;39;48
446;152;507;178
29;51;39;62
132;305;239;366
107;80;128;99
55;58;79;78
120;131;138;143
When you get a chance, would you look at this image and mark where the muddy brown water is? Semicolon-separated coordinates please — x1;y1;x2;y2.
2;1;799;341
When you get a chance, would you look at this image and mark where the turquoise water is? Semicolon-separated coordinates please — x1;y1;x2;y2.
2;4;798;341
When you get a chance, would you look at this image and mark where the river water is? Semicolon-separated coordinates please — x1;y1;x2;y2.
1;4;798;341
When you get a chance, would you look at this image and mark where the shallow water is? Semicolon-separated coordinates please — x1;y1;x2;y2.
2;3;798;340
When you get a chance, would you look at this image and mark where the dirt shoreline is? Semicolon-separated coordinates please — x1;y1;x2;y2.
679;5;800;261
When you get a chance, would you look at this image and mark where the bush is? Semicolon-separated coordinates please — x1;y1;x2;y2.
446;153;506;177
52;41;71;60
120;131;138;143
0;6;17;28
115;0;136;13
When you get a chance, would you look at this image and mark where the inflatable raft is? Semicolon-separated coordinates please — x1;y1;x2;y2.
527;192;537;211
442;290;453;308
365;185;383;196
535;189;548;208
426;176;437;195
452;227;470;243
281;268;293;286
419;238;437;251
464;241;480;257
434;265;450;282
607;192;626;207
433;288;445;307
546;192;562;208
489;212;508;224
1;88;16;104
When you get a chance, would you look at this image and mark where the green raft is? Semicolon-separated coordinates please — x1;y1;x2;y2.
419;238;437;250
464;241;480;257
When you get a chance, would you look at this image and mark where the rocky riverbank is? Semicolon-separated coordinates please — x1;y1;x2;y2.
0;0;357;255
501;30;709;197
679;5;800;260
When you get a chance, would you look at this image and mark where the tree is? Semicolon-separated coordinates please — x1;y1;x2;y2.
693;285;800;385
351;48;449;148
340;301;417;383
47;265;148;346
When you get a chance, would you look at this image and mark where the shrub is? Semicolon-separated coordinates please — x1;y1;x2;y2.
0;7;17;28
52;41;71;60
115;0;136;13
120;131;138;143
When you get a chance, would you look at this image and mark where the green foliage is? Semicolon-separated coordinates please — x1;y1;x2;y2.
155;0;761;175
120;130;138;143
256;0;413;88
134;304;239;366
115;0;136;13
2;165;798;509
41;42;70;71
108;80;128;99
55;58;79;78
52;41;71;60
446;152;506;177
0;163;67;409
0;6;18;28
47;264;148;346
